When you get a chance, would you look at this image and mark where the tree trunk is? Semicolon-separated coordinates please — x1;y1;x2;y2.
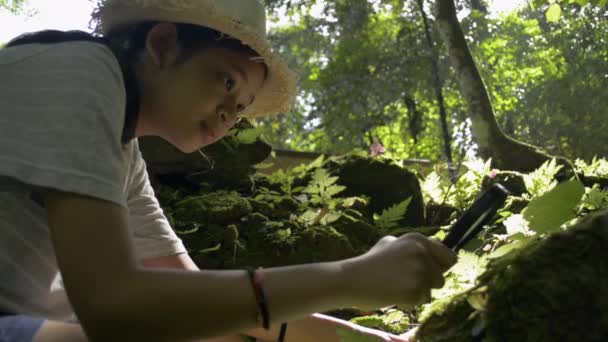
404;93;422;144
433;0;569;174
417;0;454;168
469;0;487;13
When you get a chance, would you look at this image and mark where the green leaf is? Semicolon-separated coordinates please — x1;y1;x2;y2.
236;126;264;144
375;197;412;230
336;327;382;342
320;211;342;225
546;4;562;23
522;179;585;234
467;292;487;311
253;162;274;170
308;155;325;170
303;169;346;203
299;209;319;225
382;310;406;325
579;184;608;211
198;243;222;254
523;158;562;197
503;214;535;237
422;171;445;204
489;240;524;259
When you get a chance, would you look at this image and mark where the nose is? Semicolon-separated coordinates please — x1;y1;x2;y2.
217;102;238;129
217;96;238;128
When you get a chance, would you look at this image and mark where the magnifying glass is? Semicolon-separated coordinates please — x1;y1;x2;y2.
442;184;510;252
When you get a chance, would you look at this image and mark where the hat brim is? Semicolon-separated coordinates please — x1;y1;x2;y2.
94;6;296;118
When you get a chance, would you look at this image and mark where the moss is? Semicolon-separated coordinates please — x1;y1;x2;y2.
325;155;425;227
273;197;300;218
425;202;458;225
417;210;608;342
247;197;275;218
350;310;411;335
155;152;430;279
173;190;252;224
332;213;381;252
481;170;526;196
417;294;480;342
296;225;355;262
248;193;300;220
503;196;529;215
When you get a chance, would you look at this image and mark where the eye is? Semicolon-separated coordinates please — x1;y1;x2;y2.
223;74;235;92
236;104;245;113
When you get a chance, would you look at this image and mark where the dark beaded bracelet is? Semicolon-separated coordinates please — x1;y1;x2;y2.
245;267;288;342
245;266;269;329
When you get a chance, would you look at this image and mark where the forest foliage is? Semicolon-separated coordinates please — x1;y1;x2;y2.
256;0;607;167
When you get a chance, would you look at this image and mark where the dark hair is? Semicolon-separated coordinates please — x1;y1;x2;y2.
107;22;267;72
6;30;105;47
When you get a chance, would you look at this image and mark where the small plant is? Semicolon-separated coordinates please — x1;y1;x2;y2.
578;183;608;212
523;158;562;197
421;158;492;210
303;168;346;208
451;158;493;209
575;156;608;178
374;197;412;232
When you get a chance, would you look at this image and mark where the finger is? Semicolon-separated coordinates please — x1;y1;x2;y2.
374;235;397;249
421;236;458;270
426;257;446;289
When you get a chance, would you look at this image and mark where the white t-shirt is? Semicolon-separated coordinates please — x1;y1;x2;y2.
0;41;187;321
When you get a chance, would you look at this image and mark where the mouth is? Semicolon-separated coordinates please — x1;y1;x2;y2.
199;121;217;145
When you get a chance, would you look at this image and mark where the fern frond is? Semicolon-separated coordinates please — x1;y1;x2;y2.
375;197;412;230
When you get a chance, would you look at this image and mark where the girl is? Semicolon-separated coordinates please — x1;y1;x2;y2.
0;0;456;341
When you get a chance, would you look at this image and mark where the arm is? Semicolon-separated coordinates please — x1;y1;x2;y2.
45;190;351;342
141;254;412;342
141;254;356;341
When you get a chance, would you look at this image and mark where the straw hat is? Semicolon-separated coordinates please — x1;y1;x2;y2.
91;0;296;118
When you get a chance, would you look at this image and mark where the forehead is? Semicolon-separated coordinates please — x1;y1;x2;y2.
201;46;266;85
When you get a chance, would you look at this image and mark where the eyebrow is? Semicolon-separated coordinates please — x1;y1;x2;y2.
228;62;255;108
230;62;248;84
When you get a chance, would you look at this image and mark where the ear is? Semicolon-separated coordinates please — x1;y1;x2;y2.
145;22;181;69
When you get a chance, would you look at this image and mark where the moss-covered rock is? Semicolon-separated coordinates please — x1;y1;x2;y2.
332;212;381;253
417;210;608;342
350;310;411;335
173;190;252;225
426;202;458;225
325;156;425;227
482;170;526;196
141;120;272;191
503;196;530;215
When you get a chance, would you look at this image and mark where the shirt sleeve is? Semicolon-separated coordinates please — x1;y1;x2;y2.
0;41;128;206
126;141;187;260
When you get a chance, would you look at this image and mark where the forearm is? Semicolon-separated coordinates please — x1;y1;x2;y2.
86;261;350;341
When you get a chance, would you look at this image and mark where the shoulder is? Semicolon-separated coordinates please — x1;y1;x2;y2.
0;40;124;94
0;40;127;133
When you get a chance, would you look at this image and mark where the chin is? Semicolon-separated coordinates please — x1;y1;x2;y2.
162;135;200;154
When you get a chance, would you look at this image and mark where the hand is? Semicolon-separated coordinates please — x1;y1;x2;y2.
341;233;457;311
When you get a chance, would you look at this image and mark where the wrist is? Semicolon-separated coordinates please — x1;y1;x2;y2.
336;256;363;306
334;257;367;309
